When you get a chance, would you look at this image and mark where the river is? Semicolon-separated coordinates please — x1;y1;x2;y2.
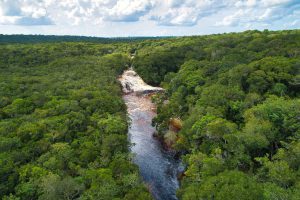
119;69;183;200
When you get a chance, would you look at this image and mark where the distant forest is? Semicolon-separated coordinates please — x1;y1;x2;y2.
0;34;171;44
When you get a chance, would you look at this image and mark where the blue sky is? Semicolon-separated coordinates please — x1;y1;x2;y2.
0;0;299;37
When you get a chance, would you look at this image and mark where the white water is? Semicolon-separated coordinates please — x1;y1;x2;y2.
119;68;164;95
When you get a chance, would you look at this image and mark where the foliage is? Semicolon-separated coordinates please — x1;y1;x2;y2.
134;29;300;199
0;43;150;199
1;29;300;199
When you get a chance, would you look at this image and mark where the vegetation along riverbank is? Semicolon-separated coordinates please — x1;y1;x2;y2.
1;29;300;199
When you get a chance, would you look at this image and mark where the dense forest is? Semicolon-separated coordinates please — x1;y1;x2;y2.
0;35;169;44
0;29;299;200
0;43;151;199
133;29;300;199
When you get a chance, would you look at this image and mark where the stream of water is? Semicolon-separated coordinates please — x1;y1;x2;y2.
119;69;182;200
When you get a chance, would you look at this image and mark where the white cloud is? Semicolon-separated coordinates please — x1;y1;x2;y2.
0;0;52;25
150;0;230;26
216;9;248;26
0;0;21;16
258;8;272;20
0;0;299;28
104;0;154;21
216;0;300;27
0;16;19;25
235;0;257;8
262;0;292;7
38;0;155;25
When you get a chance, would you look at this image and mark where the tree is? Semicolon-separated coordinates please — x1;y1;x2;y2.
39;174;84;200
179;171;263;200
3;98;34;117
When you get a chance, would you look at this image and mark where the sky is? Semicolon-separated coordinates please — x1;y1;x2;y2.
0;0;299;37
